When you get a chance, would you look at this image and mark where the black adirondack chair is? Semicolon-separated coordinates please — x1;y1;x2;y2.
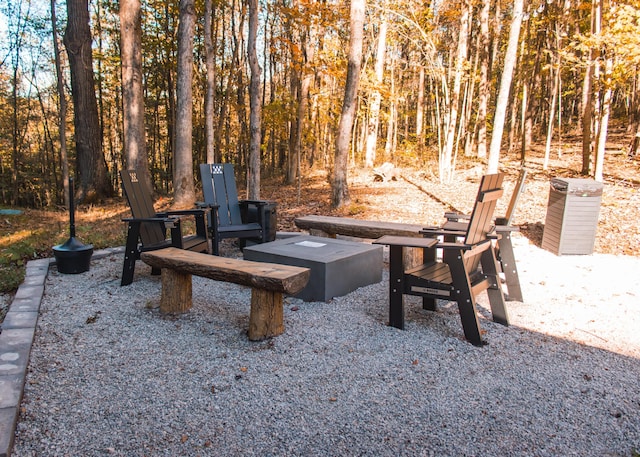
120;169;209;286
441;168;527;301
374;173;509;346
199;163;268;255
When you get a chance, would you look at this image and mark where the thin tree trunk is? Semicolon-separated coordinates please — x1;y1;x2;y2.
51;0;70;208
594;56;612;182
120;0;150;188
173;0;196;207
476;0;491;158
581;0;598;175
247;0;262;199
416;66;425;144
487;0;524;173
364;13;387;168
64;0;113;202
441;0;469;183
385;54;396;160
332;0;365;208
543;58;560;170
204;0;217;163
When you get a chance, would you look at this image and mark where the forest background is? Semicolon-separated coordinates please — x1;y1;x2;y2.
0;0;639;293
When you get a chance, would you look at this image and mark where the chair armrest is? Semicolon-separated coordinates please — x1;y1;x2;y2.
439;238;492;253
444;211;470;221
494;223;519;233
238;199;269;208
421;227;466;237
196;201;220;209
374;235;438;249
162;208;209;217
122;216;176;223
122;215;180;229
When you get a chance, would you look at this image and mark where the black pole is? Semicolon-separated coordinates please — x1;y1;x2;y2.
69;177;76;238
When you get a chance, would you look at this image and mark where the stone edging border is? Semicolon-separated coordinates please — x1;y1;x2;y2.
0;246;124;456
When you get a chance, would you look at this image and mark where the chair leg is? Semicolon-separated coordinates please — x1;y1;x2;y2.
481;249;509;326
421;244;437;311
121;223;140;286
388;245;405;329
212;233;220;255
448;254;484;346
496;233;523;302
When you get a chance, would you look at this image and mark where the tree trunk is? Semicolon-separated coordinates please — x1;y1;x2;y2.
247;0;262;199
487;0;524;173
364;13;387;168
332;0;365;208
594;56;612;182
120;0;150;188
416;65;425;144
543;58;560;170
385;55;396;160
51;0;70;208
204;0;217;163
476;0;491;158
63;0;113;202
441;0;469;183
173;0;197;208
581;0;598;176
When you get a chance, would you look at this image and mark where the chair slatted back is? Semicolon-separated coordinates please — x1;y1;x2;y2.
200;163;243;227
121;170;166;246
463;173;504;270
502;168;527;225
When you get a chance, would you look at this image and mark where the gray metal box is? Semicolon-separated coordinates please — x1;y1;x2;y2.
243;235;383;302
541;178;603;255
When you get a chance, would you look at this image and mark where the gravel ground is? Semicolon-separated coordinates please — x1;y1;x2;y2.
12;235;640;457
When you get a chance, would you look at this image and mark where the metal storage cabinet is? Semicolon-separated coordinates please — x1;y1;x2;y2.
541;178;603;255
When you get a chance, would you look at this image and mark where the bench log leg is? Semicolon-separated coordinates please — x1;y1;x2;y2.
160;269;193;314
248;289;284;340
308;228;335;238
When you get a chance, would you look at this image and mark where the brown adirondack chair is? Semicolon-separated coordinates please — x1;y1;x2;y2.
120;169;209;286
442;168;527;301
199;163;270;255
374;173;509;346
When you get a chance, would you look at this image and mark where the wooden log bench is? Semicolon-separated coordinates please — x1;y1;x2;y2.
141;247;310;341
294;215;425;239
294;215;427;267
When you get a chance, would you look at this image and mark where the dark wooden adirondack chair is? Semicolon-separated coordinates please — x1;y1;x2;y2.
374;173;509;346
120;169;209;286
442;168;527;301
199;163;269;255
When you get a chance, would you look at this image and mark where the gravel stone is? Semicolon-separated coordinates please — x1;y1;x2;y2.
11;235;640;456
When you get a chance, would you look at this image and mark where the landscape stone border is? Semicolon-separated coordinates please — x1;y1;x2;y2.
0;247;124;456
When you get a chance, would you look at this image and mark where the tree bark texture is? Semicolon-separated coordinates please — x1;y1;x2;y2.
332;0;365;208
51;0;70;208
487;0;524;173
364;14;387;168
120;0;150;189
441;0;469;183
204;0;217;163
173;0;197;207
63;0;113;202
247;0;262;200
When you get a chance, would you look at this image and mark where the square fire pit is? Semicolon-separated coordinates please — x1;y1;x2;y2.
243;235;383;302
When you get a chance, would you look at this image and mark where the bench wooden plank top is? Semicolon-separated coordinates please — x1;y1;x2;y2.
141;247;310;295
294;215;425;239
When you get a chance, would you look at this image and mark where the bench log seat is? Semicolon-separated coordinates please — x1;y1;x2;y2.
141;247;310;340
294;215;426;267
294;215;424;239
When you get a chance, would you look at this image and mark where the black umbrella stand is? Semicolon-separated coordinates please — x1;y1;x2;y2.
53;177;93;274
